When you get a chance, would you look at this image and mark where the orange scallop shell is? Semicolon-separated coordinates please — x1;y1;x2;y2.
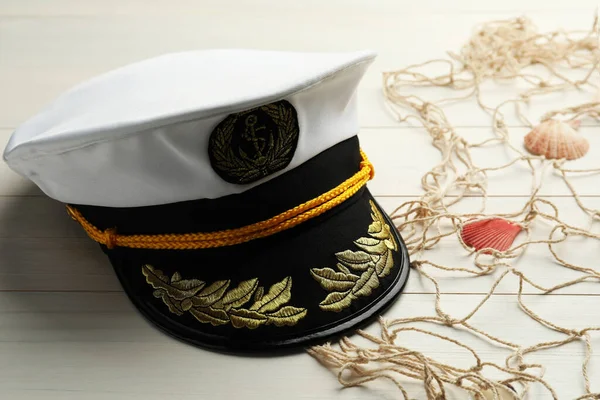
461;218;522;253
524;119;589;160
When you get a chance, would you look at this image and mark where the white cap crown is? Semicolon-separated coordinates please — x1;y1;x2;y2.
4;49;376;207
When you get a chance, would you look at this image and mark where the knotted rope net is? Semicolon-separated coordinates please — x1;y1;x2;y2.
309;15;600;399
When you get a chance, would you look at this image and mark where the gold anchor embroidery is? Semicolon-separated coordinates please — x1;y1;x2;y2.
242;115;266;158
240;114;274;166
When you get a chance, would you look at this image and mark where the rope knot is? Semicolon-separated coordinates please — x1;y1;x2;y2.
552;160;565;169
104;228;118;249
469;365;483;372
524;210;538;223
420;101;431;112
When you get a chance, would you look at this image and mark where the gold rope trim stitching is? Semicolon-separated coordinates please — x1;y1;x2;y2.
66;149;374;250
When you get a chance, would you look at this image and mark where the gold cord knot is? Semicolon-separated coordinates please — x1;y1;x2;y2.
104;228;118;249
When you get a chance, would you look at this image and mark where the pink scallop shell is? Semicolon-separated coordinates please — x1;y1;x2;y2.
461;218;522;253
524;119;589;160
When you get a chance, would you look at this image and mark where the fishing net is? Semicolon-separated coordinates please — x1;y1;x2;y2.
309;15;600;400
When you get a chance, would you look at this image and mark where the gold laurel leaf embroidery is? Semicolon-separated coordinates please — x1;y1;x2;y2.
368;222;390;240
249;276;292;313
253;286;265;303
143;268;307;329
142;265;205;300
265;306;308;327
371;207;398;251
335;250;374;271
368;220;382;234
219;278;259;309
189;307;230;326
385;238;398;251
269;158;290;171
228;309;268;329
153;290;184;316
352;267;380;297
180;298;193;311
310;268;359;291
310;200;399;312
336;263;352;275
211;118;255;180
319;290;356;312
376;249;395;278
170;277;206;292
142;265;169;283
354;237;390;254
184;280;230;308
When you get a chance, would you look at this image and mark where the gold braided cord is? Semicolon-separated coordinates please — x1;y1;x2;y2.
66;149;374;250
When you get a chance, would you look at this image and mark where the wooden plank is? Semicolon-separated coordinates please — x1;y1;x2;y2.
2;127;600;197
0;196;597;294
1;13;599;128
0;291;596;399
0;195;83;238
1;2;598;399
0;0;597;16
0;393;206;400
0;238;119;291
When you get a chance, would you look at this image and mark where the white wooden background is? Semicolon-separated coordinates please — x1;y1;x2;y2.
0;1;599;399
